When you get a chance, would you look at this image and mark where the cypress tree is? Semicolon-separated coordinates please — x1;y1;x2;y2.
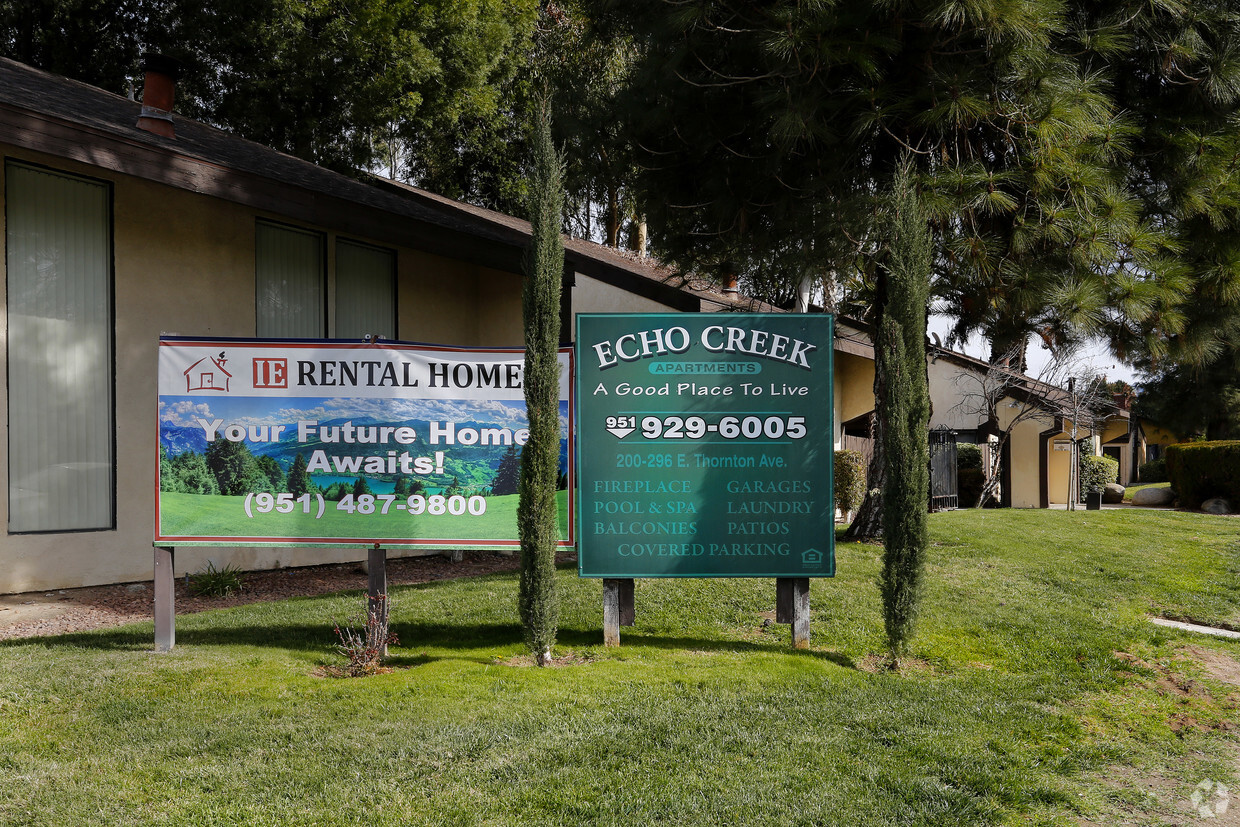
877;159;931;665
517;99;564;666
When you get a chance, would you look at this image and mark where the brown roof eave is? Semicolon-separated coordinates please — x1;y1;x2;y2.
0;105;537;274
2;104;718;299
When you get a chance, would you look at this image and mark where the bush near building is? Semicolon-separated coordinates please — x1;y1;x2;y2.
1079;454;1119;497
1140;457;1167;483
1166;440;1240;508
834;450;867;517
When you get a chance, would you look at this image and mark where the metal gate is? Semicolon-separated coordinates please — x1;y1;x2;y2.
929;426;958;511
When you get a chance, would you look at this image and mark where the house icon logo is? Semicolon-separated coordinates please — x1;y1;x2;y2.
184;352;233;393
801;548;824;569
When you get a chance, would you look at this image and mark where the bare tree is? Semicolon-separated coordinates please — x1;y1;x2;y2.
1056;373;1111;510
949;347;1113;508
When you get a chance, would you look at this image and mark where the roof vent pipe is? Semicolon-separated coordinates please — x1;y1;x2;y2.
137;54;179;139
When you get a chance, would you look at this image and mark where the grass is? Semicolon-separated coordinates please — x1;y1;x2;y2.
3;508;1240;825
158;489;570;543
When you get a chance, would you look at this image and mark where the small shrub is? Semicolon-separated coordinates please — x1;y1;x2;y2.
328;595;399;678
956;442;982;470
1079;454;1119;496
187;561;244;597
1166;440;1240;509
834;450;867;515
1140;457;1167;483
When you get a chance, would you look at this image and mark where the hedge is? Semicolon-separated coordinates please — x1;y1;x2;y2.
834;450;867;515
1166;440;1240;509
1139;457;1167;483
956;442;982;470
1079;454;1119;495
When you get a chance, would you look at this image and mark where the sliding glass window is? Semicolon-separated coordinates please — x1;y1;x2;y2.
335;239;395;339
255;220;325;338
6;161;114;532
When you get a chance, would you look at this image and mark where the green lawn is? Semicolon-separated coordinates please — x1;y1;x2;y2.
159;489;570;544
3;508;1239;825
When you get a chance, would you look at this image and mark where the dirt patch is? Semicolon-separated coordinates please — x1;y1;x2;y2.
1181;644;1240;688
0;551;571;641
856;653;935;675
1082;753;1240;826
494;651;595;668
1083;647;1240;826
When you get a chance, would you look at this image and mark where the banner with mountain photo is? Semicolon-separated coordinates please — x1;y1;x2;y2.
156;337;573;548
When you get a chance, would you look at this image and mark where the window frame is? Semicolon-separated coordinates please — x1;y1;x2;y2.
333;236;398;340
254;218;398;340
5;158;117;534
255;218;328;339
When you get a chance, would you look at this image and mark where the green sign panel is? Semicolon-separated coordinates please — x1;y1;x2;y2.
576;313;835;578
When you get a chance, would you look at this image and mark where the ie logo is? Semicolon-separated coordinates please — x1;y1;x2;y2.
1192;779;1229;819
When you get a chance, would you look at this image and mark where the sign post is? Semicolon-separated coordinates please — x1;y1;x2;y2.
154;546;175;652
368;545;388;657
576;313;835;646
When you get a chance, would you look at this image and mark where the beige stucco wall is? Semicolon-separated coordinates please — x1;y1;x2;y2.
1017;416;1103;507
0;145;536;593
1006;417;1046;508
927;358;992;433
1046;436;1072;505
1143;422;1180;449
832;351;875;447
395;251;525;346
1098;418;1128;445
570;273;684;319
993;406;1056;509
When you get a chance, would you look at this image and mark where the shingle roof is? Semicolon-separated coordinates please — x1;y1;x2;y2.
0;56;718;310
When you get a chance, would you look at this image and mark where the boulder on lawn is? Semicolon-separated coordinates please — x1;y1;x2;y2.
1102;483;1125;504
1132;486;1175;507
1202;497;1234;515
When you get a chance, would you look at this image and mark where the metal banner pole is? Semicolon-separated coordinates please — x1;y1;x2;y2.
154;546;176;652
368;545;389;657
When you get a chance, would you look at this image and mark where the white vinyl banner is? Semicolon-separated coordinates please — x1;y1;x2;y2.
156;337;573;548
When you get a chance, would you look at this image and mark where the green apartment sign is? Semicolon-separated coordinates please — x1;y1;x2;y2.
577;313;835;578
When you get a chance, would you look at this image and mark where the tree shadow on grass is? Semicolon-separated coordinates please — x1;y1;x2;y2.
585;631;857;668
0;620;857;670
